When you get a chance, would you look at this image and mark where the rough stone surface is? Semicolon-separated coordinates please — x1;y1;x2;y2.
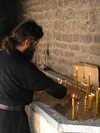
17;0;100;80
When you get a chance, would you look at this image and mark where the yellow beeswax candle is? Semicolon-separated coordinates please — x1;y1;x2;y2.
75;67;78;91
88;94;92;110
88;73;91;94
74;74;76;90
64;80;67;87
84;96;87;116
86;84;88;96
96;88;100;116
76;102;79;118
91;92;95;103
72;94;75;120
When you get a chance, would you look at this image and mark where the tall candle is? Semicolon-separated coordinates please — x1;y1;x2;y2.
72;94;75;120
96;88;100;116
76;102;79;118
76;67;78;91
84;96;87;116
86;84;88;96
88;73;91;94
88;94;92;110
74;74;76;90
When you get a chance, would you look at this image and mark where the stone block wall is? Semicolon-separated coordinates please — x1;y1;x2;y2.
17;0;100;80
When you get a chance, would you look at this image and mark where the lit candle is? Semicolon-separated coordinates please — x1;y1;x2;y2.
88;92;95;110
96;88;100;116
88;94;92;110
60;80;62;84
76;67;78;91
88;73;91;94
76;102;79;118
58;78;62;84
91;92;95;103
72;94;75;120
84;96;87;116
58;78;60;83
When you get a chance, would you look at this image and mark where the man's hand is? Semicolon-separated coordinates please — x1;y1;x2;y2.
66;89;81;100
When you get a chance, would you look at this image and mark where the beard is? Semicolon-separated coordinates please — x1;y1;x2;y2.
23;45;35;61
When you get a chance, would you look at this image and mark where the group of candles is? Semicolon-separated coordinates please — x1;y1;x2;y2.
58;78;66;87
72;68;100;120
72;89;99;120
57;68;100;120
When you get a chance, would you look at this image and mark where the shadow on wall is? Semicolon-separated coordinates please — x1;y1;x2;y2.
0;0;18;48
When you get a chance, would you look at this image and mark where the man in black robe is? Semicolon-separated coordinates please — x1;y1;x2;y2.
0;20;81;133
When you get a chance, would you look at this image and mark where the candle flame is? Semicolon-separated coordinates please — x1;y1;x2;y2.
91;92;95;96
73;94;75;98
89;73;91;75
77;102;79;105
60;80;62;84
58;78;60;81
87;84;88;87
76;67;78;70
98;88;100;90
85;96;87;99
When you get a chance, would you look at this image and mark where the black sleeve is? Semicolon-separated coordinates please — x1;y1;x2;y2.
17;63;67;99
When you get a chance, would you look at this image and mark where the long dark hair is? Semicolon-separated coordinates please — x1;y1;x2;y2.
2;19;43;54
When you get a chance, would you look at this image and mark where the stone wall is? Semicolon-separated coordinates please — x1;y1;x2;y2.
17;0;100;80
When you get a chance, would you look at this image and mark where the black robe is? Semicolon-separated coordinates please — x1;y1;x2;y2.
0;49;67;133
